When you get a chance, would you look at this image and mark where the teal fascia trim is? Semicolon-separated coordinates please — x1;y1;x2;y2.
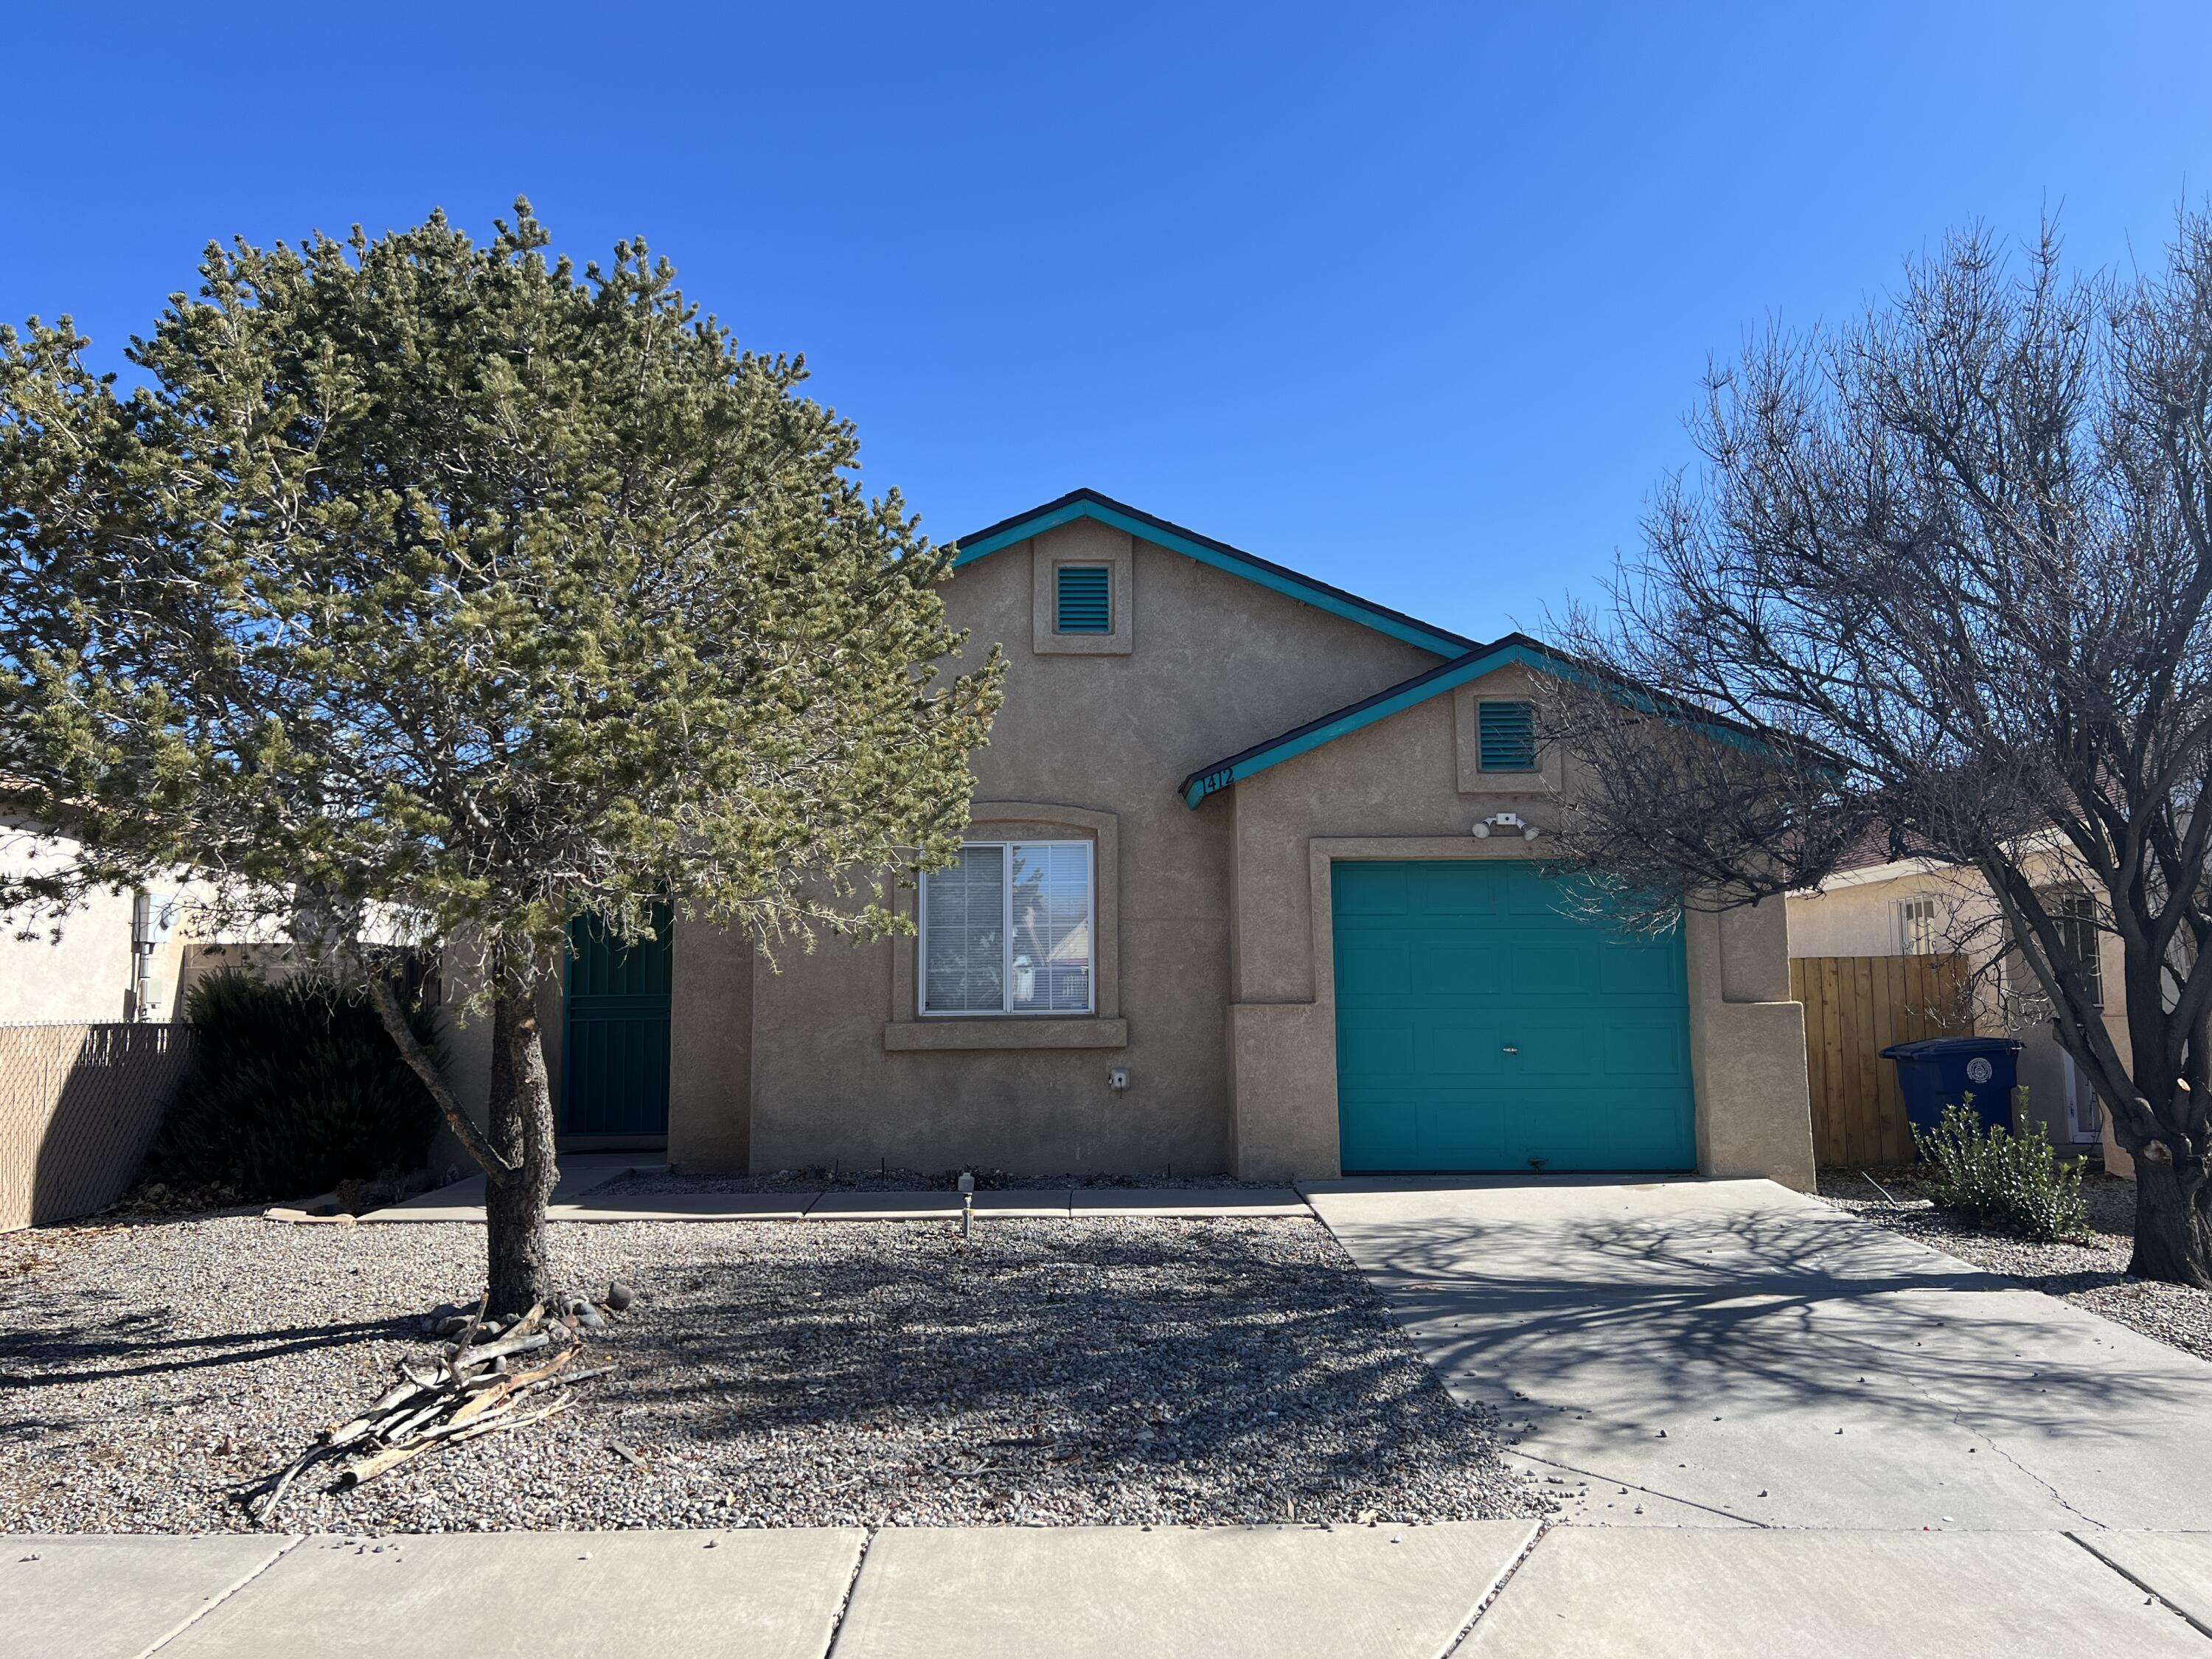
1179;641;1787;810
953;498;1469;657
1179;643;1544;808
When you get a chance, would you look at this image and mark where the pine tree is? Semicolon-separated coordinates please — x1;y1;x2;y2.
0;201;1001;1310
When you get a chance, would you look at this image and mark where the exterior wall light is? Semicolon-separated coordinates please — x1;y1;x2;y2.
1473;813;1540;841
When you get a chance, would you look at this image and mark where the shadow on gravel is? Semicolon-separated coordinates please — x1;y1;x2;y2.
555;1220;1513;1517
0;1305;412;1391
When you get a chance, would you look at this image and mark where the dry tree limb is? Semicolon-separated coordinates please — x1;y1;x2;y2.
448;1330;551;1368
339;1389;578;1489
323;1379;435;1448
250;1443;336;1526
450;1391;575;1446
446;1294;490;1384
450;1346;577;1428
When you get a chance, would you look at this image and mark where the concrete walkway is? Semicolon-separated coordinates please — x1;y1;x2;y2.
1301;1176;2212;1530
358;1159;1309;1224
10;1523;2211;1658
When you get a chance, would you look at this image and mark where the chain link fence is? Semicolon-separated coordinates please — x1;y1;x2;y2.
0;1023;194;1230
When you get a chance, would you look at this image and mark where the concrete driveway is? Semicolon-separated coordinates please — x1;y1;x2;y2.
1303;1177;2212;1530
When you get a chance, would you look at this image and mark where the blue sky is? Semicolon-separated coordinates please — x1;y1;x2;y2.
7;3;2209;641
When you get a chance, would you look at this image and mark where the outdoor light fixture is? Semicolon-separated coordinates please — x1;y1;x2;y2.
1472;813;1540;841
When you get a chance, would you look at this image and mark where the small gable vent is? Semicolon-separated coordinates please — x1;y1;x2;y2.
1478;700;1538;772
1055;565;1112;634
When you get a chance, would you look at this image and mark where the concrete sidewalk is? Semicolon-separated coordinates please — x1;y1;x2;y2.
358;1162;1310;1224
1302;1176;2212;1531
9;1524;2211;1658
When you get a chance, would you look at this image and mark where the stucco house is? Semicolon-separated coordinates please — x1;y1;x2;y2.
449;490;1816;1187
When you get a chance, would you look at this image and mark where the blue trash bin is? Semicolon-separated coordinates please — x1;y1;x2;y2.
1879;1035;2023;1141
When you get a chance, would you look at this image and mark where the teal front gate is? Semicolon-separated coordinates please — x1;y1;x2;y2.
1332;860;1693;1172
561;908;672;1138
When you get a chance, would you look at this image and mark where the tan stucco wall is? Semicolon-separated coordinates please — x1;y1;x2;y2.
0;819;196;1025
737;522;1441;1176
667;921;753;1171
1220;664;1815;1187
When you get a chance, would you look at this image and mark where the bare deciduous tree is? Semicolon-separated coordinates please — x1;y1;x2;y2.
1541;219;2212;1287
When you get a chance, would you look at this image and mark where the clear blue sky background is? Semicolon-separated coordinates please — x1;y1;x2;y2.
7;3;2209;641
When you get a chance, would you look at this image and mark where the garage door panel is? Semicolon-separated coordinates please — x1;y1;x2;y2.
1338;1009;1417;1077
1333;860;1693;1173
1599;939;1683;997
1604;1015;1691;1077
1336;942;1412;999
1413;1022;1504;1078
1402;1091;1509;1169
1511;942;1598;998
1338;1092;1422;1169
1495;1015;1600;1077
1333;862;1412;918
1503;871;1569;916
1412;942;1497;997
1512;1093;1693;1171
1407;861;1502;917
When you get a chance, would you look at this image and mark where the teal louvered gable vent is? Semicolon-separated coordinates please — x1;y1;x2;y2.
1055;565;1112;633
1478;700;1537;772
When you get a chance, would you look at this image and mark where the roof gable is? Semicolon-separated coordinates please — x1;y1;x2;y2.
950;488;1474;658
1177;633;1781;808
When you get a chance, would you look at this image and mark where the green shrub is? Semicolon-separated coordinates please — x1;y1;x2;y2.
150;970;442;1199
1912;1099;2089;1241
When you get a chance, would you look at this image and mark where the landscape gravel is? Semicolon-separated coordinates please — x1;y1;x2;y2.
0;1212;1535;1534
1819;1168;2212;1363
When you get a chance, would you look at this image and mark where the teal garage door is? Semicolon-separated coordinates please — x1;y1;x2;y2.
1332;860;1693;1172
561;908;672;1138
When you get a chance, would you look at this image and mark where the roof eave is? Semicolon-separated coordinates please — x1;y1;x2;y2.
950;488;1474;658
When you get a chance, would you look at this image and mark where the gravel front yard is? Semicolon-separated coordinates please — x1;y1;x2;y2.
1819;1169;2212;1363
0;1214;1534;1534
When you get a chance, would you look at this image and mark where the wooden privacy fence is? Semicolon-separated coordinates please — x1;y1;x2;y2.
1789;953;1972;1167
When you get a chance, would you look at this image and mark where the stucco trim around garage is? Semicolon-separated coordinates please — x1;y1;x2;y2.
949;488;1475;658
1178;634;1787;809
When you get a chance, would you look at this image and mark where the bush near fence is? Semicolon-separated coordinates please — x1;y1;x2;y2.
0;1022;194;1230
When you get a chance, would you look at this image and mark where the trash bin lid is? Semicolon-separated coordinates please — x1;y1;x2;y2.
1877;1035;2025;1060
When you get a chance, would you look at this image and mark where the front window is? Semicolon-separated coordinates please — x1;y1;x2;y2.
922;841;1094;1015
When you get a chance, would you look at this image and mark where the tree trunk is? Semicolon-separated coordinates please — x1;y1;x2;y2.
484;973;560;1315
2128;1147;2212;1290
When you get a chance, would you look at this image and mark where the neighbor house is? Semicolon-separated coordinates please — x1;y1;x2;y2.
443;490;1816;1186
0;811;191;1025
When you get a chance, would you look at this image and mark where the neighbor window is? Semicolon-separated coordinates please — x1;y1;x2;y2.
1898;897;1938;956
1477;700;1538;772
1054;565;1112;634
922;841;1094;1015
2045;888;2105;1009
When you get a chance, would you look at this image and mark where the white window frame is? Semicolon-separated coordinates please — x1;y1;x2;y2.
1898;897;1938;956
918;839;1096;1017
